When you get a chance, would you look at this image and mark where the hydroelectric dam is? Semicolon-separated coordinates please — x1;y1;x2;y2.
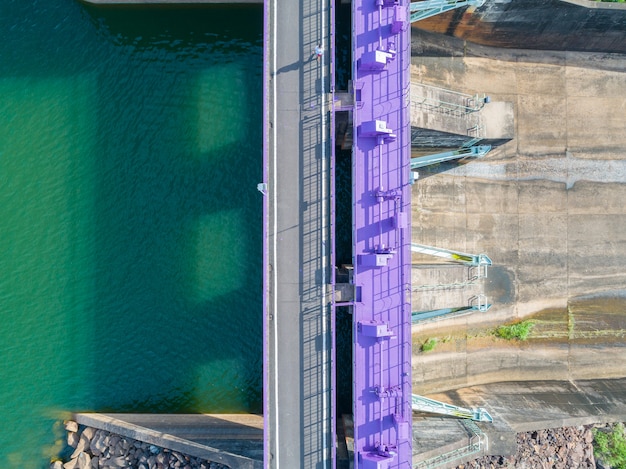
70;0;626;468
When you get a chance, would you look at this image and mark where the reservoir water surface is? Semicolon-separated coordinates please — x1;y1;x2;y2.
0;2;263;466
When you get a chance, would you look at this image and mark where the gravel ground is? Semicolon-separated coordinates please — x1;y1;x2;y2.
52;422;230;469
456;425;601;469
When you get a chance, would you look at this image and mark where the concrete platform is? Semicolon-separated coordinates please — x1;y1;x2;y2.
411;263;485;314
411;378;626;468
74;413;263;468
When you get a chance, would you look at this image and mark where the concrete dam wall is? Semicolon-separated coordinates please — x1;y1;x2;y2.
413;0;626;54
408;37;626;467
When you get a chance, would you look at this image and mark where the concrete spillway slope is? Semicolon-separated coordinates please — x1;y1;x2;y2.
411;48;626;330
410;40;626;466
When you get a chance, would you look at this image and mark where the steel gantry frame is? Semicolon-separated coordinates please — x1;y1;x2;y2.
350;0;413;466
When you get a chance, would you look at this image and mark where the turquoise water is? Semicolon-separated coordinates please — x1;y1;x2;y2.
0;2;263;467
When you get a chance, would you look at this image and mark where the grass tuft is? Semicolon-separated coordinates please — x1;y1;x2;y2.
593;423;626;468
495;320;535;341
421;337;438;352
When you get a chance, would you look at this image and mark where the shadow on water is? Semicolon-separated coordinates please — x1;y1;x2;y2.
85;6;264;413
83;4;263;53
335;148;353;415
334;2;352;91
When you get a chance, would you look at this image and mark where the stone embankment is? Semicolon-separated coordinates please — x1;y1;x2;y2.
51;421;229;469
456;425;600;469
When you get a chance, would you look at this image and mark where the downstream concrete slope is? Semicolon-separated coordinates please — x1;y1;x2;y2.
410;48;626;330
409;45;626;467
413;0;626;54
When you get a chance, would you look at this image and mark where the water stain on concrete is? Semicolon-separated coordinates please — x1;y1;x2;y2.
569;290;626;338
485;265;515;305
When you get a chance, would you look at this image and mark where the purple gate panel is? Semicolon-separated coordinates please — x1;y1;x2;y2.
352;0;412;468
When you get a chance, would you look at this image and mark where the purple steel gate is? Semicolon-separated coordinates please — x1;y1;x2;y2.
351;0;412;468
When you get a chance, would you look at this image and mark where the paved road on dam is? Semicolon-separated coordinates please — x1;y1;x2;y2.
264;0;333;467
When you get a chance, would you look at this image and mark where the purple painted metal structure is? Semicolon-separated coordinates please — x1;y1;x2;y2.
351;0;412;468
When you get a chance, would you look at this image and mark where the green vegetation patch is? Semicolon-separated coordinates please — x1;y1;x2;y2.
593;423;626;468
495;320;535;341
421;338;438;352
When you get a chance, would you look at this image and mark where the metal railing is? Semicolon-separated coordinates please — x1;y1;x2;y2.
410;0;486;23
414;420;487;469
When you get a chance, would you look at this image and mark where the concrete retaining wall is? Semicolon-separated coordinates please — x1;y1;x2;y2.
73;413;263;469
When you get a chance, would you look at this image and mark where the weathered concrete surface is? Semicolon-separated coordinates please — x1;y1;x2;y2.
411;50;626;327
413;337;626;394
427;378;626;435
409;46;626;468
411;378;626;467
413;0;626;54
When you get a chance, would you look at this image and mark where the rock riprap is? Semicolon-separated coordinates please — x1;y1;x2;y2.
52;421;230;469
456;425;597;469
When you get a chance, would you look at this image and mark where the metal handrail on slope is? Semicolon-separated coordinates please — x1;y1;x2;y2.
410;0;486;23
